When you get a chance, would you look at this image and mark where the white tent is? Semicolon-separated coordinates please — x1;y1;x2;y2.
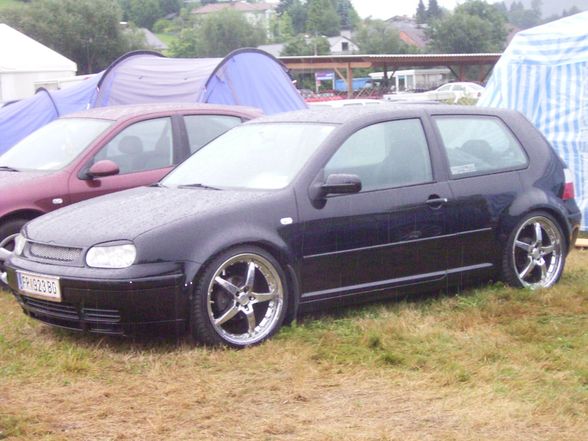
0;24;76;104
479;12;588;229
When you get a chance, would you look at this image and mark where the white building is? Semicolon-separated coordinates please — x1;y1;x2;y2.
258;34;358;57
192;1;276;38
0;24;76;104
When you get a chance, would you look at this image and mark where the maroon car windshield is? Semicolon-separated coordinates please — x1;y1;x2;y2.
0;118;113;171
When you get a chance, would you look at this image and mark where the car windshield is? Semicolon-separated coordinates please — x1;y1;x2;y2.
0;118;113;171
162;123;335;190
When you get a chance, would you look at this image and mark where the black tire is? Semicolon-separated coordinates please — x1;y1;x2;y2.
0;218;28;277
0;218;27;250
501;211;566;289
190;245;289;348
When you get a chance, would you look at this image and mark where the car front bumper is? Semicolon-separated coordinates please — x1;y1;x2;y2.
5;256;197;335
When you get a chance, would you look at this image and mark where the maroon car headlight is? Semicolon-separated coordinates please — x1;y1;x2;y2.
86;243;136;269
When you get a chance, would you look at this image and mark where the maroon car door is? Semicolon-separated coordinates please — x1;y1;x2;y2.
68;117;176;204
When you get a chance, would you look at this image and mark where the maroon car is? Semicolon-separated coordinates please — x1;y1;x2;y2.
0;103;261;247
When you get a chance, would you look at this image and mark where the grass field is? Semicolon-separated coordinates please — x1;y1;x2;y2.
1;252;587;440
0;0;21;9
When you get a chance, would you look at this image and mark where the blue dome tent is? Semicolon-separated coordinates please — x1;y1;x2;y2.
0;49;307;154
479;12;588;229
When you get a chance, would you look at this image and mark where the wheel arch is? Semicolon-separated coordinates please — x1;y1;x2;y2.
187;239;301;325
0;209;44;229
502;203;572;253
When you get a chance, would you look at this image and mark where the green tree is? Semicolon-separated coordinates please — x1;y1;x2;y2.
169;9;266;58
335;0;359;30
427;0;507;53
286;0;308;34
507;0;541;29
355;19;413;54
159;0;181;16
280;34;330;56
0;0;146;74
128;0;162;29
306;0;340;37
275;11;295;40
276;0;295;15
427;0;442;21
416;0;427;24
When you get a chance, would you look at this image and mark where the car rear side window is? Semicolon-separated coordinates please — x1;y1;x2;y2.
324;119;433;191
434;116;528;177
184;115;242;154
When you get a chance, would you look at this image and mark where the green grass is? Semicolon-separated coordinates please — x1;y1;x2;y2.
155;33;178;56
1;251;587;439
0;0;21;9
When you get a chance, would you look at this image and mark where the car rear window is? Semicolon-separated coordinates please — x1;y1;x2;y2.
434;116;528;177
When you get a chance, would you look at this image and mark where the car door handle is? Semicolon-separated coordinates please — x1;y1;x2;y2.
426;196;448;209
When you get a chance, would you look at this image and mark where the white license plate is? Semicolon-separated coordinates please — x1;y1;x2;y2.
17;271;61;302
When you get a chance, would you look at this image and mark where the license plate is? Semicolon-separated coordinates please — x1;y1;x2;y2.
17;271;61;302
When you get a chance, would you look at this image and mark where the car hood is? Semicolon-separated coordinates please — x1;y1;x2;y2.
24;186;275;247
0;170;53;189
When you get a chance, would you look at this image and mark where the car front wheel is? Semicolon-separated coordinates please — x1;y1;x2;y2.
502;212;566;289
191;246;288;347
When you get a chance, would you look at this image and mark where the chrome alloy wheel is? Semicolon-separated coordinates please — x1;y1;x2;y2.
511;216;564;289
206;253;284;346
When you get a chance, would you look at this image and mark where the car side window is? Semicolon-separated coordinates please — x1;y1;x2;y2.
184;115;242;154
92;117;173;175
324;119;433;191
434;116;528;177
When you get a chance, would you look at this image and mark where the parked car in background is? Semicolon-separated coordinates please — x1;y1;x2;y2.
0;106;580;348
0;103;261;251
384;82;485;103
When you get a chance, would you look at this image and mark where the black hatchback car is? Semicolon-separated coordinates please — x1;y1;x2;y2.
1;106;581;347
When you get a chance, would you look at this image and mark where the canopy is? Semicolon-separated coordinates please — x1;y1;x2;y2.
0;23;76;73
479;12;588;229
0;24;77;104
0;49;306;154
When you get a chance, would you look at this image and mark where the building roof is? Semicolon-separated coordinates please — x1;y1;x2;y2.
0;24;76;73
386;17;428;49
193;2;276;14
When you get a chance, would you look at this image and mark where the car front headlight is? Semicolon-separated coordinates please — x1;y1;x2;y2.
86;243;136;269
13;234;26;256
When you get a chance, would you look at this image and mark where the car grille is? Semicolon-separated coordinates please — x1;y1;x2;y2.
23;242;84;266
17;295;123;334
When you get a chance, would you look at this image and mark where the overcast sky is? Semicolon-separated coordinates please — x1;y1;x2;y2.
350;0;501;19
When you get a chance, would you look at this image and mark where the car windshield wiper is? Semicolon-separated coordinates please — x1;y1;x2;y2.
0;165;19;172
177;183;220;190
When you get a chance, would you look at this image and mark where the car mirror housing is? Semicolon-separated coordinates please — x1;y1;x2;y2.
321;173;362;196
86;160;120;179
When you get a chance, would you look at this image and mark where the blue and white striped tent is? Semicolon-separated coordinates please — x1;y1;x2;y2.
479;12;588;229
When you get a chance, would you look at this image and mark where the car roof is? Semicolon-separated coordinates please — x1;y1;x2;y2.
63;103;262;121
248;104;517;126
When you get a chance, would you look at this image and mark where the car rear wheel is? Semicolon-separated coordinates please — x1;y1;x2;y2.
502;212;565;289
191;246;288;348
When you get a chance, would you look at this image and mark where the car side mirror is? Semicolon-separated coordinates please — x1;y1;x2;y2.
321;173;362;196
86;160;119;179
